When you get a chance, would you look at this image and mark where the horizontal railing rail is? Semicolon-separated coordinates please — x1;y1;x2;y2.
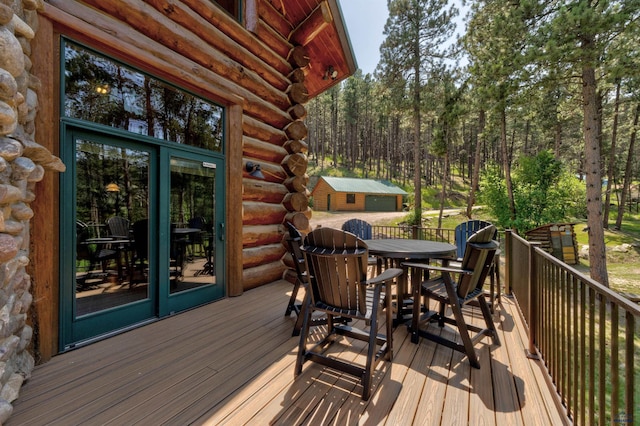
505;230;639;426
370;225;456;243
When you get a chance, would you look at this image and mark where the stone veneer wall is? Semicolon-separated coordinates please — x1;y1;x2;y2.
0;0;65;422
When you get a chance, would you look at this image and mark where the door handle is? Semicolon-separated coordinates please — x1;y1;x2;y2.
219;223;225;241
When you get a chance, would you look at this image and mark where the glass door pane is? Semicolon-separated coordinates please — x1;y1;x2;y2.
169;157;217;294
75;140;150;316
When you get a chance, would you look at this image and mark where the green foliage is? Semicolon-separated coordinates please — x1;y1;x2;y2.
479;150;586;232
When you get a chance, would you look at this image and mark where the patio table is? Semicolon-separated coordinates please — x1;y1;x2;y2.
364;239;456;330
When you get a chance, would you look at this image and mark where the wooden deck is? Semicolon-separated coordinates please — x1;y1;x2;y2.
9;280;567;425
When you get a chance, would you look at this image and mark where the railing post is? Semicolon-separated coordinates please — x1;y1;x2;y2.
527;241;540;359
504;229;512;295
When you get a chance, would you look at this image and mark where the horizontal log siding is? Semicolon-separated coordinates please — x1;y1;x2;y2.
42;0;306;293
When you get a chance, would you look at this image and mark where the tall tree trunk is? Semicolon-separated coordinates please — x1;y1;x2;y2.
501;108;516;223
467;109;485;218
582;60;609;286
437;153;449;230
554;120;562;157
615;103;640;230
331;89;338;167
603;81;621;228
412;55;422;225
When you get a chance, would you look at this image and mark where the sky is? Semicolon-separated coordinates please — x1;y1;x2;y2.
339;0;389;76
339;0;468;76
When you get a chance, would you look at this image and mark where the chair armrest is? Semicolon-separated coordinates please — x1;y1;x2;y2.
402;262;474;276
367;267;403;285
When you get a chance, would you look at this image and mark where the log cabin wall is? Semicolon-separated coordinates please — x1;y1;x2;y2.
28;0;341;355
0;0;354;420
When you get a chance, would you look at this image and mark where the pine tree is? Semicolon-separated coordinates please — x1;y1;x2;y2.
378;0;458;224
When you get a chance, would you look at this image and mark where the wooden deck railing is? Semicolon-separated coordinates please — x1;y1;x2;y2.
371;225;456;243
505;230;639;425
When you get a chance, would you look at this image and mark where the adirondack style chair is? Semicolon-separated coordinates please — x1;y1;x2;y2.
341;218;373;240
404;225;501;368
285;222;352;336
455;220;501;311
295;227;403;400
284;222;310;336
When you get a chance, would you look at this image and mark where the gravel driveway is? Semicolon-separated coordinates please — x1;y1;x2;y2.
308;211;409;230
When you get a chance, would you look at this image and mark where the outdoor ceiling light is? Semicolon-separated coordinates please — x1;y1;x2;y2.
323;65;338;80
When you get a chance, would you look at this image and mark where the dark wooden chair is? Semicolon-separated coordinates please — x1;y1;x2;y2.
454;220;501;312
404;225;501;368
285;222;355;336
341;218;377;273
284;222;309;336
295;227;403;400
341;218;373;239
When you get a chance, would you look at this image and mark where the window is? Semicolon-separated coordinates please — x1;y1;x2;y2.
213;0;241;21
63;40;224;152
346;194;356;204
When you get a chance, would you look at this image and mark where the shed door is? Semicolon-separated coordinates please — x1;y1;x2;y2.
365;195;397;212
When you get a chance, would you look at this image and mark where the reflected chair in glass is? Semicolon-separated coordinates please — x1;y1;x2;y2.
404;225;501;368
295;227;403;400
188;216;207;258
76;221;117;289
130;219;148;284
106;216;130;239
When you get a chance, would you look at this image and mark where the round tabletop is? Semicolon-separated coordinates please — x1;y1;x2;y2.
364;239;456;260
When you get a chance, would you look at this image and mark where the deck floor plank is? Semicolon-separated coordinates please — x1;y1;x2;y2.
9;281;567;425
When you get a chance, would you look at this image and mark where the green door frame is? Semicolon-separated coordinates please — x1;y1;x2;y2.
59;126;159;348
59;123;226;349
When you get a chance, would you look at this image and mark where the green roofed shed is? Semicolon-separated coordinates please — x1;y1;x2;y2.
311;177;408;212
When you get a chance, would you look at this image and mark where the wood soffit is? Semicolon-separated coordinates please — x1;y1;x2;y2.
276;0;357;98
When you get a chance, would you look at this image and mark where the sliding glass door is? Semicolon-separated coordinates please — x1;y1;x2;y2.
60;128;225;349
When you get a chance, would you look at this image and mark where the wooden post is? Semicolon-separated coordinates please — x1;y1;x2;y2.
504;229;512;295
527;241;540;359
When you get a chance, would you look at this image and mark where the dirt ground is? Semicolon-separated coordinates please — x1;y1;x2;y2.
308;211;408;230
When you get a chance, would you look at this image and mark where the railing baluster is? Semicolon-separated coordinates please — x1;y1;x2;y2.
611;302;619;423
598;293;606;425
624;311;635;423
589;288;596;426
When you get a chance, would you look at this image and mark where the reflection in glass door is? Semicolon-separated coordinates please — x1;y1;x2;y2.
62;130;225;348
62;129;157;348
75;140;151;316
168;157;217;295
